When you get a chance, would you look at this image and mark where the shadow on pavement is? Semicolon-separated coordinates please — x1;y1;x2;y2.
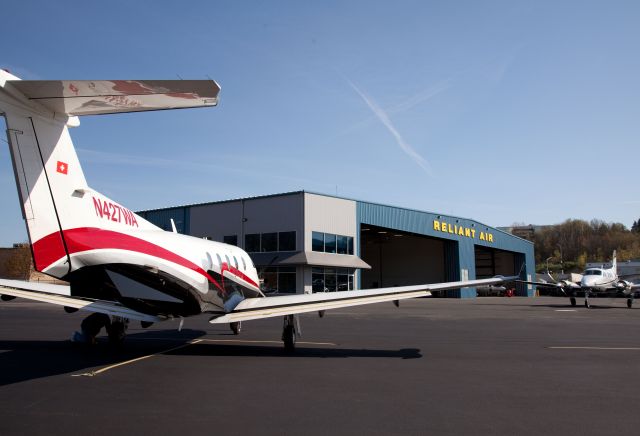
0;329;206;386
167;343;422;359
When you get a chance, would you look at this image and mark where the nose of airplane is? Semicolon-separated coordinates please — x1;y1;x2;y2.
581;276;597;288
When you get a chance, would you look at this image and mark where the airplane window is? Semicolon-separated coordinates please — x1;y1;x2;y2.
233;256;239;270
216;253;222;267
225;255;231;266
241;257;247;271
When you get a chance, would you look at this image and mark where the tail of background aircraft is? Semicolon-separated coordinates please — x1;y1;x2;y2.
612;250;617;272
0;70;220;278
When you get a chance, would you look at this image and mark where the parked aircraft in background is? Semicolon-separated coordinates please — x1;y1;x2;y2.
519;251;640;308
0;70;517;349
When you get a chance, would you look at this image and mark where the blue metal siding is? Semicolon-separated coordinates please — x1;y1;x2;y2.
356;201;535;297
139;207;190;234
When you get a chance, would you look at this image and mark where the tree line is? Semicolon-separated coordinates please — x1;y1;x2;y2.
532;219;640;273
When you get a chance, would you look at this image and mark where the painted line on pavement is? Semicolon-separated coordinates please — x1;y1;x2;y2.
71;339;203;377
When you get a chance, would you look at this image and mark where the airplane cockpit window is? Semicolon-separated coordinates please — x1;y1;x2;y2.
233;256;239;270
241;257;247;271
216;253;222;267
584;269;602;276
225;255;231;266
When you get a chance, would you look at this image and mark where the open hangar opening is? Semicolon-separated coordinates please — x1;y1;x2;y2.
360;224;457;289
474;246;522;279
356;200;534;297
360;224;525;296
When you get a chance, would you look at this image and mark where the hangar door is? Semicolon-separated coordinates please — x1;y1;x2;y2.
474;246;521;278
360;225;457;288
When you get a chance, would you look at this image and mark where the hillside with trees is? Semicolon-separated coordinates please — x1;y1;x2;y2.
532;219;640;273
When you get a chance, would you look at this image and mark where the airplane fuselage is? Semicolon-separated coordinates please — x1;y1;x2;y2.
580;267;618;292
59;228;263;318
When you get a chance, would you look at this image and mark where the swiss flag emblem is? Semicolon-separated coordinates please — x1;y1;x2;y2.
56;161;68;175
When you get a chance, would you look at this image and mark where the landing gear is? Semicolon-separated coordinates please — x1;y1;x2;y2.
584;290;591;309
71;313;128;345
627;296;634;309
72;312;111;344
570;297;576;307
107;317;128;346
230;321;242;335
282;315;297;351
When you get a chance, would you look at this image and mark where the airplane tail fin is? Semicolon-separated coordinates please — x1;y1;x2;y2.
612;250;617;272
0;70;220;278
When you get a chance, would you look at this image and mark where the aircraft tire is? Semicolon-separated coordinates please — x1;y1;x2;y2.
570;297;576;307
627;299;633;309
584;300;590;309
283;325;296;351
108;321;127;345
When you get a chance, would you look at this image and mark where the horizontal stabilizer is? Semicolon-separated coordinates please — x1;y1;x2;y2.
8;79;220;116
0;279;163;322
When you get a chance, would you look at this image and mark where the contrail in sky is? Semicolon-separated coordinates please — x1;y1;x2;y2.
347;80;433;176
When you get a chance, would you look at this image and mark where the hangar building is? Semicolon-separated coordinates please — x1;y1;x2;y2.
138;191;535;297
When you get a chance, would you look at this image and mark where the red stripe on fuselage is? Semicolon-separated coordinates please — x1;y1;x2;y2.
31;228;258;291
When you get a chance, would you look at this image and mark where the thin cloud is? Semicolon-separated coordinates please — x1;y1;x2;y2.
347;80;433;176
76;148;341;190
387;79;451;114
335;78;451;138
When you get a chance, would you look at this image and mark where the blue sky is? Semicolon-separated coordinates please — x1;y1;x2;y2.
1;0;639;246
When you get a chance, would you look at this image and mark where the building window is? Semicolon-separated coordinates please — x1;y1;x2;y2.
261;266;297;294
324;233;337;254
312;231;354;255
312;267;355;292
245;231;296;252
279;231;296;251
261;232;277;252
337;235;348;254
245;234;260;252
278;267;296;293
312;231;324;252
223;235;238;246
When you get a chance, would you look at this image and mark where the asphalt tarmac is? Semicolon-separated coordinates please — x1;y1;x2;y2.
1;296;640;435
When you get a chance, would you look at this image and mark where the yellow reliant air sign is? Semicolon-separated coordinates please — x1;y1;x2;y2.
433;220;494;242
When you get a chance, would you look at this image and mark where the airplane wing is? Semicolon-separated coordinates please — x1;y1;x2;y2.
0;279;163;323
209;275;518;324
7;79;220;116
516;280;580;290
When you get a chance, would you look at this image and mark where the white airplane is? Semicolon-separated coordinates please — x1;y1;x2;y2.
0;69;516;349
520;251;640;309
